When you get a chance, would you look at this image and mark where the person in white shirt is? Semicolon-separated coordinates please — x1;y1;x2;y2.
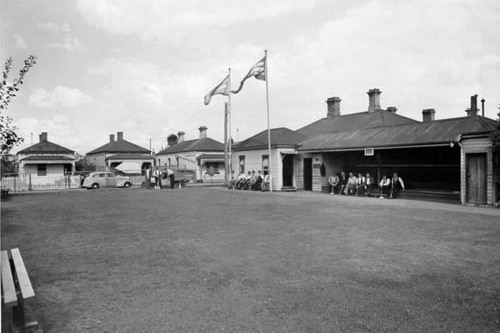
356;172;366;196
379;175;391;197
390;172;405;199
365;173;374;196
347;172;357;195
328;173;340;194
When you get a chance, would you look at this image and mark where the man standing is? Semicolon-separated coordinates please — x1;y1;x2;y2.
365;173;374;196
328;173;339;194
390;172;405;199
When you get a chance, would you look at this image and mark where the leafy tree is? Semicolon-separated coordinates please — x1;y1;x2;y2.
75;158;96;172
167;133;178;146
0;56;37;157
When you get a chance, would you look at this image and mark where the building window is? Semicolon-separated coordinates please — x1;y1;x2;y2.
205;162;219;173
37;164;47;176
262;155;269;173
239;155;245;174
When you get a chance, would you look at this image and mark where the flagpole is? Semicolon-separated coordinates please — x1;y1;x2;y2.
224;100;228;186
264;50;272;192
227;67;232;186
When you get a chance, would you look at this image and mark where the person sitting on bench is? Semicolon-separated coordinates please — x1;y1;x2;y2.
338;171;348;195
379;175;391;197
365;172;374;196
236;171;247;189
251;170;263;190
356;172;366;196
347;172;357;195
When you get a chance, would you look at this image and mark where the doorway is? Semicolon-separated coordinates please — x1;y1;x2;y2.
466;153;487;205
303;158;312;191
282;155;294;187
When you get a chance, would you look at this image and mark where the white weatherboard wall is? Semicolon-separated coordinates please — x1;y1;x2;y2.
232;148;295;191
156;151;225;182
460;137;495;205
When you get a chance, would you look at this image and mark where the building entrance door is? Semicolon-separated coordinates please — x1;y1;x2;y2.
466;153;487;205
304;158;312;191
282;155;294;187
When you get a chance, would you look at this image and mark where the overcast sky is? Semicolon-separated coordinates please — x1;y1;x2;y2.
2;0;500;155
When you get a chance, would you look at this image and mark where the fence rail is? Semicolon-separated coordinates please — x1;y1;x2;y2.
1;173;81;192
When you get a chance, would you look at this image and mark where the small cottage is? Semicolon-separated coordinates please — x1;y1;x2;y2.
156;127;225;182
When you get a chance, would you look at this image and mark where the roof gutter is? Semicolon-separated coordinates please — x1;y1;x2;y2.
298;142;452;153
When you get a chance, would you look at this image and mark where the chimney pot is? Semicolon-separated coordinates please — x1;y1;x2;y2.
117;132;124;140
39;132;48;142
109;134;115;143
367;88;382;113
199;126;208;139
422;108;436;122
326;97;341;118
177;131;185;143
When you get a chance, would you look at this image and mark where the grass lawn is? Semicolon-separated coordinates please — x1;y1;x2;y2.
2;187;500;332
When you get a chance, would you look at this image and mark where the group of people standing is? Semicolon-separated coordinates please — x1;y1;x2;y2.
146;166;175;190
328;171;405;199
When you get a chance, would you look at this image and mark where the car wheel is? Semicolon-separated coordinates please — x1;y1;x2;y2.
91;183;100;189
124;182;132;188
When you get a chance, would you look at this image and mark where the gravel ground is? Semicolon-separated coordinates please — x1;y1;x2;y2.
2;187;500;333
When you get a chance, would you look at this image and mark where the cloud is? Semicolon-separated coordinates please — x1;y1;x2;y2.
13;34;27;49
29;86;93;108
264;0;500;123
76;0;318;40
48;37;85;51
37;22;71;33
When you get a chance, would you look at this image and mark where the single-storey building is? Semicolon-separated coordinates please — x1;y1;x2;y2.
231;127;307;191
295;91;499;205
86;131;153;173
17;132;76;176
234;89;500;206
155;126;225;182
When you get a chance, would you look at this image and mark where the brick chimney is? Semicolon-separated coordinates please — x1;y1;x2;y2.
466;95;478;117
177;131;185;143
39;132;48;142
386;106;397;114
109;134;115;143
367;88;382;113
117;131;124;140
422;109;435;122
199;126;207;139
326;97;341;118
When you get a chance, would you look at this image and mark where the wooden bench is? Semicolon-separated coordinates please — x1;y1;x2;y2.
1;248;39;332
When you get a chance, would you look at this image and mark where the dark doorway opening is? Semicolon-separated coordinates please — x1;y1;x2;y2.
282;155;294;187
304;158;312;191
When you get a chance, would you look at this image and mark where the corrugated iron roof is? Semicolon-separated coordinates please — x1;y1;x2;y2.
87;139;150;155
17;141;75;155
105;153;154;161
197;153;225;160
299;116;498;151
157;137;224;155
20;155;75;161
297;110;418;137
233;127;307;151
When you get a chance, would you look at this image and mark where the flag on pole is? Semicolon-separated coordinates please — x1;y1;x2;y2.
204;74;230;105
231;56;266;94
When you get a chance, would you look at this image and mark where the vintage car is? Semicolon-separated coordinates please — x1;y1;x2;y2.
82;172;133;189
